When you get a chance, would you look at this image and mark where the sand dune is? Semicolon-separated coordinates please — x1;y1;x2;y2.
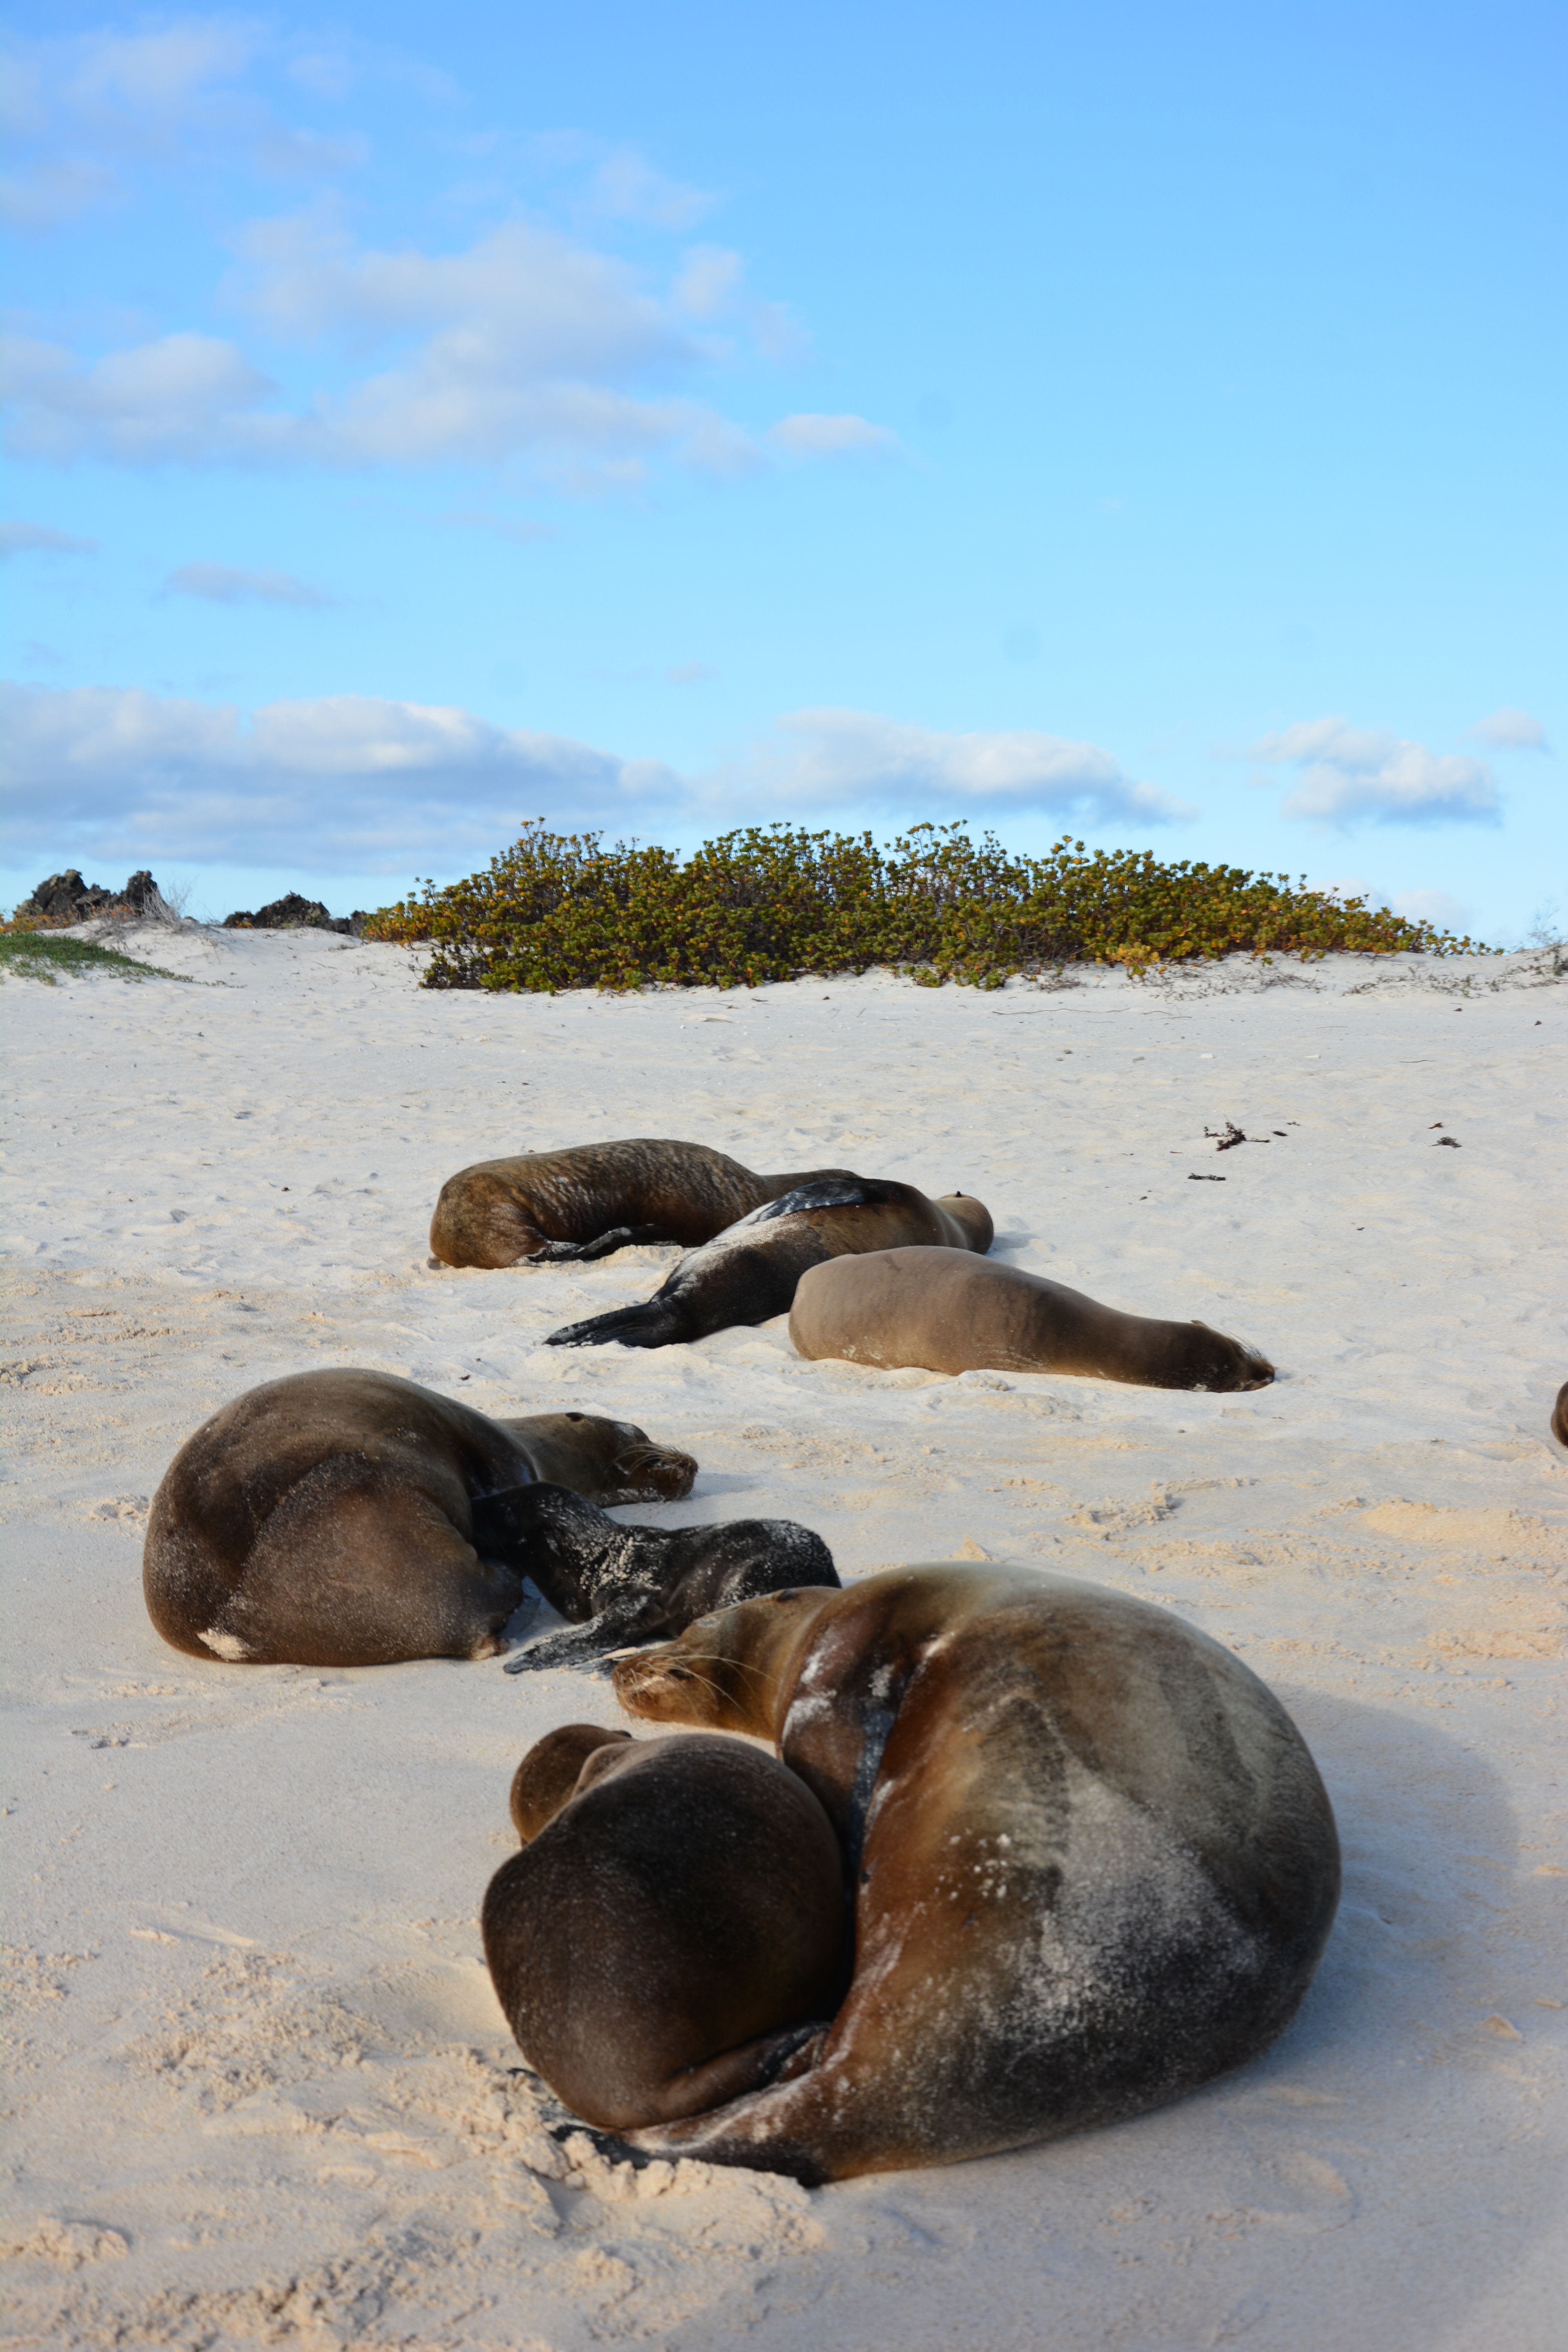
2;924;1564;2350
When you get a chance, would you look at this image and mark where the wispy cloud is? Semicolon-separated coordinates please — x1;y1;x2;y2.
2;209;880;488
163;562;336;608
0;16;359;231
0;519;96;558
769;413;899;459
0;684;1187;877
1248;717;1500;827
1466;706;1549;752
584;147;716;231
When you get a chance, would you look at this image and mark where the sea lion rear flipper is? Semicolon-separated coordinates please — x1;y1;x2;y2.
546;1304;689;1350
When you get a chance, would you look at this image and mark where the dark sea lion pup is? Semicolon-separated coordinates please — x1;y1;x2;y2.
430;1138;854;1269
471;1485;839;1672
1552;1382;1568;1448
548;1178;993;1351
602;1563;1340;2183
142;1369;695;1669
483;1726;846;2131
790;1247;1274;1392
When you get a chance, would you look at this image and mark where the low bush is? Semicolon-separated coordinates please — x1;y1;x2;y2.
362;820;1491;993
0;933;190;984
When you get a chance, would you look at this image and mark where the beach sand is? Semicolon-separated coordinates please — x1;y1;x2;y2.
2;924;1564;2351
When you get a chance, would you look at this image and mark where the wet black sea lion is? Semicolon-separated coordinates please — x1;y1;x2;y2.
601;1563;1340;2183
790;1247;1274;1391
143;1370;695;1668
430;1139;854;1269
483;1727;845;2130
547;1178;994;1351
468;1484;839;1673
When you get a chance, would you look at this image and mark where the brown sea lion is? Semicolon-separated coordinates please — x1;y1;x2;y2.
142;1369;696;1669
789;1247;1274;1392
468;1484;838;1673
430;1139;856;1269
599;1563;1340;2183
548;1178;994;1351
1552;1383;1568;1448
483;1726;846;2131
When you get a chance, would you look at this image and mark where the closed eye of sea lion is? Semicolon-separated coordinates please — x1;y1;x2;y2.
429;1138;857;1269
596;1562;1340;2184
468;1483;839;1672
547;1177;994;1351
142;1369;695;1669
789;1246;1274;1392
483;1726;846;2131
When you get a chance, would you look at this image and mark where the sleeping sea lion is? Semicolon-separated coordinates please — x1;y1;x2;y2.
789;1247;1274;1391
142;1369;695;1668
547;1178;994;1351
483;1726;846;2130
468;1483;839;1672
1552;1382;1568;1448
599;1562;1340;2183
430;1139;855;1268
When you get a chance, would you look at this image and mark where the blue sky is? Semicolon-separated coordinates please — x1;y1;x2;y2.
2;2;1561;940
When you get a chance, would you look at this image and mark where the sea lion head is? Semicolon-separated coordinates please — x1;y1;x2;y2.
612;1586;833;1735
1188;1322;1275;1392
606;1426;699;1500
936;1192;995;1252
509;1723;631;1841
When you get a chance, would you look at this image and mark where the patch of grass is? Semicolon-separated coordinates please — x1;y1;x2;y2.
363;820;1494;994
0;933;191;985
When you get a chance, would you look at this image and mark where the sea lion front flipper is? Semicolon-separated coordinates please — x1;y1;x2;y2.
502;1605;652;1674
528;1226;668;1265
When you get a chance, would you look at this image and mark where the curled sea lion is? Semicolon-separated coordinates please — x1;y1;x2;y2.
789;1247;1274;1392
430;1138;855;1269
1552;1383;1568;1448
469;1484;839;1673
548;1178;994;1351
483;1726;845;2130
143;1369;695;1669
600;1562;1340;2183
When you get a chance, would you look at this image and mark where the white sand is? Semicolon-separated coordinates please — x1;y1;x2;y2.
2;924;1564;2352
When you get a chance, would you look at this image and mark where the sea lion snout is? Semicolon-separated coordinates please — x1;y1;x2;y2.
612;1440;699;1499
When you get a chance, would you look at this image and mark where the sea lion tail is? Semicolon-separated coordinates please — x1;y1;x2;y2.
546;1303;688;1350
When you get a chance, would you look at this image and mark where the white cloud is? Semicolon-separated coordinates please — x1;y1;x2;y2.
1249;717;1500;826
0;685;1189;878
2;329;277;464
724;709;1195;824
1;211;870;486
0;520;95;558
769;413;900;458
1390;887;1471;931
1466;706;1549;751
0;681;677;872
163;562;335;608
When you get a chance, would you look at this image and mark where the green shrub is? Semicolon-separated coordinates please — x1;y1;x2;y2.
0;932;189;985
362;820;1491;993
